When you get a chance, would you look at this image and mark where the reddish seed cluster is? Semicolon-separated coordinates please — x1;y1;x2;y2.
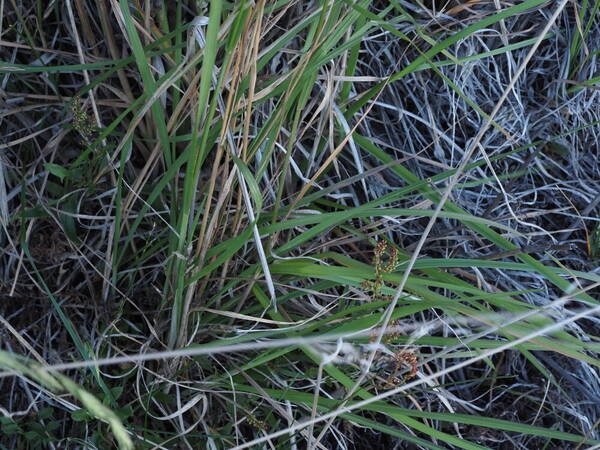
394;350;418;380
377;350;419;389
363;241;419;388
361;240;399;302
383;318;403;344
374;240;398;275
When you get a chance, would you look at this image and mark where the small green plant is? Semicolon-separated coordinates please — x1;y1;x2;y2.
0;351;133;449
0;408;60;448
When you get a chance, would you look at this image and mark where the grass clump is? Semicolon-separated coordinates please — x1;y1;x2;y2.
1;0;599;448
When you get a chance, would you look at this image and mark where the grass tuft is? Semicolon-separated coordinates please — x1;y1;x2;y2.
1;0;599;448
